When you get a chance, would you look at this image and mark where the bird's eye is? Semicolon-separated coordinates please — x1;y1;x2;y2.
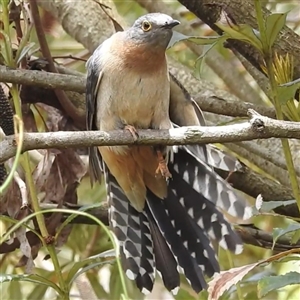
141;20;152;32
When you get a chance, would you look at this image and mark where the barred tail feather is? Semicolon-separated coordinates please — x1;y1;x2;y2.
146;192;207;292
167;163;243;254
146;207;180;292
103;146;249;294
105;166;155;293
174;146;251;221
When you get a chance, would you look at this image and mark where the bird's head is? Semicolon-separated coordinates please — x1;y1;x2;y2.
126;13;180;50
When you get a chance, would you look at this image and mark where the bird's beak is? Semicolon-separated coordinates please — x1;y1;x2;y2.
163;20;180;29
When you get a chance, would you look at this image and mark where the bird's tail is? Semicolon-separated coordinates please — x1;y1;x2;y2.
104;146;250;294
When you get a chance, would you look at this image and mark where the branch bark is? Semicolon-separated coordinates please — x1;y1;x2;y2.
1;112;300;163
0;66;85;93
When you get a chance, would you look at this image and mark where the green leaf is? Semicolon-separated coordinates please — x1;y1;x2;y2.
8;280;22;300
217;23;263;52
0;273;61;294
265;13;287;48
260;199;297;212
168;31;221;49
257;272;300;298
272;223;300;248
69;258;115;285
194;36;227;78
291;228;300;244
278;78;300;104
66;249;116;285
86;272;109;299
109;264;131;300
0;29;13;65
27;284;49;300
16;42;38;65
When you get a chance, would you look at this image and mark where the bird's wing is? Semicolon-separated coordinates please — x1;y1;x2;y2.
169;73;242;172
86;44;107;184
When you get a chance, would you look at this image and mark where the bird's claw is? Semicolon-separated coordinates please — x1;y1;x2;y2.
155;150;172;180
124;125;138;141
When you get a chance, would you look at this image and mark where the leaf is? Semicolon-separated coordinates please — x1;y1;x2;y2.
0;29;13;65
66;249;116;285
278;78;300;104
194;36;227;78
259;199;296;212
168;31;222;49
216;23;263;52
265;13;287;48
208;262;259;300
257;272;300;298
109;264;127;300
86;272;109;299
291;229;300;244
69;258;115;285
273;223;300;248
16;42;38;64
15;226;35;273
0;274;61;294
27;284;49;300
208;248;300;300
8;280;22;300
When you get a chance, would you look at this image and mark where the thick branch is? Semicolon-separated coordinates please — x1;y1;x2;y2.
1;114;300;163
0;66;85;93
195;91;276;118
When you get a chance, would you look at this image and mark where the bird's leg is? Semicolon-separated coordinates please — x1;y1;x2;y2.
124;125;138;141
155;149;172;180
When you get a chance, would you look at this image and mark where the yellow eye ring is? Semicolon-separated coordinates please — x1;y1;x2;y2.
141;20;152;32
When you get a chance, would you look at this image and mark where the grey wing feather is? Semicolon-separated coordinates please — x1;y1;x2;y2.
169;73;242;172
86;45;105;184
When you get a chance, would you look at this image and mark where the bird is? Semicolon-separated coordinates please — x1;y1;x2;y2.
85;13;251;295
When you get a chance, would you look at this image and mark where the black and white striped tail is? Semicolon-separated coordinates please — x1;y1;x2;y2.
104;146;249;294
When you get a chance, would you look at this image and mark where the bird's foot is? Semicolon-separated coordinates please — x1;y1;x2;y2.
155;150;172;180
124;125;138;141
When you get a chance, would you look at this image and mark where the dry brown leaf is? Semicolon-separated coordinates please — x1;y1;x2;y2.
208;262;259;300
208;248;300;300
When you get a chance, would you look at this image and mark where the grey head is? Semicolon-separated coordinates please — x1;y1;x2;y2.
126;13;180;50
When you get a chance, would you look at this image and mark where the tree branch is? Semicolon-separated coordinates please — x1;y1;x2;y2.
1;112;300;163
0;65;85;93
1;203;299;254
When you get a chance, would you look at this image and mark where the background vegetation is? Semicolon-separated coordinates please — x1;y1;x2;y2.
0;0;300;299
